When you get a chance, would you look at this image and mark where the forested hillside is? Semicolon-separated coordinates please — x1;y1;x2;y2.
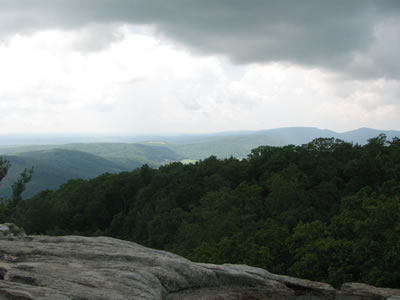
0;144;180;198
1;135;399;288
0;149;132;198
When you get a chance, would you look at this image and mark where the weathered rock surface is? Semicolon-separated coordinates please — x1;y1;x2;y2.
0;224;399;300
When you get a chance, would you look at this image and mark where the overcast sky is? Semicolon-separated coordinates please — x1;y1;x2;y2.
1;0;399;135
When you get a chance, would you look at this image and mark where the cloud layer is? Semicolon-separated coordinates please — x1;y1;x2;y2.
1;0;400;79
1;27;399;134
0;1;399;135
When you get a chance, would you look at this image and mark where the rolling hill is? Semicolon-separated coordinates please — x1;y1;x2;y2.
0;149;131;199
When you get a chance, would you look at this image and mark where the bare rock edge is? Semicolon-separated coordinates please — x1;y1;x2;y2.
0;225;399;300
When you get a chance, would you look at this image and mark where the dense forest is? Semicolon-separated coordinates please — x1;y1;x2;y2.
1;135;399;288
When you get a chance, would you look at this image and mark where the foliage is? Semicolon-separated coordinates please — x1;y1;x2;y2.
0;159;33;223
2;135;400;288
11;167;34;205
0;157;11;182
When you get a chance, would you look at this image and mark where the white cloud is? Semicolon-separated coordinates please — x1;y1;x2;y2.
1;24;399;135
0;26;227;134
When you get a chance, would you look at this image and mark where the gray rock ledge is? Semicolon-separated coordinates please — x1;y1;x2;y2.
0;224;399;300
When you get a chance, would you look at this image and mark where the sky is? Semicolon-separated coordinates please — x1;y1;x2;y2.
0;0;399;135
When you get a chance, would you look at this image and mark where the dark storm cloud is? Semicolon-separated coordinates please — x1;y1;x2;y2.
1;0;399;78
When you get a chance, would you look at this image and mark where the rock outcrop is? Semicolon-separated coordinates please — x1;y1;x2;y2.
0;224;399;300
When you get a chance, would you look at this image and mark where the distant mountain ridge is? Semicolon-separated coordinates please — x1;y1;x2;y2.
169;127;400;159
257;127;400;146
0;127;399;199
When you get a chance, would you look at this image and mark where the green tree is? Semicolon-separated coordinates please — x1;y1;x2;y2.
0;158;33;223
11;167;34;206
0;157;11;183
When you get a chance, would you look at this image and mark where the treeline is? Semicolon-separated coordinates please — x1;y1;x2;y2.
1;135;399;288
